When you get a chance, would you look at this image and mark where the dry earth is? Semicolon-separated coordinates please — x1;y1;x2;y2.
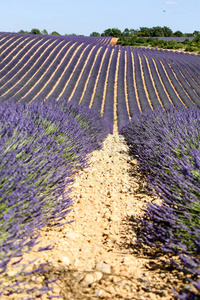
110;38;119;45
2;134;196;300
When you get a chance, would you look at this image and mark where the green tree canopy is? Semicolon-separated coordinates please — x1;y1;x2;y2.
102;28;122;37
41;29;48;35
129;28;138;36
193;30;200;36
51;31;60;35
65;33;77;36
30;28;42;34
18;30;29;34
173;30;183;37
138;27;151;36
90;32;100;36
193;33;200;43
150;26;164;37
122;28;130;37
163;26;173;37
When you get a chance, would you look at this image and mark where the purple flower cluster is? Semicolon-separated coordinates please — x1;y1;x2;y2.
121;106;200;298
45;98;110;150
0;99;109;297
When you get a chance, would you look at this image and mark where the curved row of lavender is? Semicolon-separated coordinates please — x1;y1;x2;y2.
0;31;200;298
0;32;200;132
0;31;112;45
121;106;200;299
0;99;109;297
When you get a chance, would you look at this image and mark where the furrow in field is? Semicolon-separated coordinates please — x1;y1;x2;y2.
80;46;106;107
171;61;200;103
150;56;174;107
91;46;113;113
57;44;91;101
116;47;130;132
79;46;103;105
156;57;186;107
0;35;10;46
0;39;56;98
0;36;23;55
89;47;108;108
177;63;200;97
113;48;120;134
100;48;115;116
180;63;200;88
0;37;31;70
143;53;165;110
162;58;195;108
132;49;152;113
125;47;141;117
170;63;196;104
0;38;46;88
45;43;84;100
139;50;163;110
124;49;131;119
137;52;154;110
102;46;118;133
30;42;78;102
19;41;70;102
131;51;142;113
68;45;96;102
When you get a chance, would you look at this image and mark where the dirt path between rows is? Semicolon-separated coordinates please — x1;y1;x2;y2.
3;134;190;300
110;38;119;45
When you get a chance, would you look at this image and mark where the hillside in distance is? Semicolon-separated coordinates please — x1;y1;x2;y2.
0;32;200;133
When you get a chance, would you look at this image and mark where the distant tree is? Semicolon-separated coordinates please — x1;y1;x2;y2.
42;29;48;35
122;28;130;37
130;28;138;36
51;31;60;35
138;27;151;37
173;30;183;37
183;38;191;44
102;28;122;37
30;28;42;35
66;33;77;36
163;26;173;37
18;30;29;34
193;30;200;36
150;26;164;37
193;33;200;43
90;32;100;36
185;33;193;37
137;32;147;37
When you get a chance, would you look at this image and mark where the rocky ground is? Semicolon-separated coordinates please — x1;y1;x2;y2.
2;134;197;300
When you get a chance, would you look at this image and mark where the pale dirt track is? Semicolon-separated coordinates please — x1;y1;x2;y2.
110;38;119;45
2;134;196;300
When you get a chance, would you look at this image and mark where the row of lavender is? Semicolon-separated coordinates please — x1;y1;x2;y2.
0;32;200;132
0;99;109;297
0;31;112;45
1;32;200;298
121;106;200;299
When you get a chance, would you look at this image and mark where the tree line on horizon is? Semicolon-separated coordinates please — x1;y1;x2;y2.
91;26;199;38
17;27;200;53
18;26;199;38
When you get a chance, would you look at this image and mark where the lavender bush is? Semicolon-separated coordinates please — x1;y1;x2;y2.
121;106;200;298
45;98;110;150
0;99;109;297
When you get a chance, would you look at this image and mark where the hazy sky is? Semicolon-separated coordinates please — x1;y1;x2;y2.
0;0;199;36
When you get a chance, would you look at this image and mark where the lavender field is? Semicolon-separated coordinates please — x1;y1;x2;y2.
0;32;200;132
0;31;200;299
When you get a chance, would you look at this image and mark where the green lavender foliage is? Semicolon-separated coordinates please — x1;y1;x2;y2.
121;106;200;297
0;99;109;297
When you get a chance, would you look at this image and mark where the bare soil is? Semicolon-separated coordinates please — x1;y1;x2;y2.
110;38;119;45
2;134;197;299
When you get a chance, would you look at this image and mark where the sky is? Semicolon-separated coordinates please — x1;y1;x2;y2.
0;0;199;36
